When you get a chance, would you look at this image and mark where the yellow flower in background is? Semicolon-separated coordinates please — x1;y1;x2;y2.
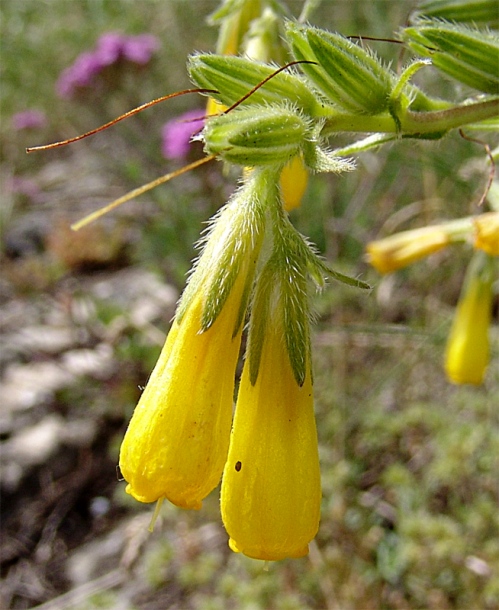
445;251;495;385
366;218;473;273
474;211;499;256
366;225;451;273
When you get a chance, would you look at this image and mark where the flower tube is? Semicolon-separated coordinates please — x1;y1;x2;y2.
366;218;473;273
445;250;495;385
119;172;267;509
221;205;321;560
221;318;321;560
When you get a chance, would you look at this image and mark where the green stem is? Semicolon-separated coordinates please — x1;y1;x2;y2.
321;98;499;138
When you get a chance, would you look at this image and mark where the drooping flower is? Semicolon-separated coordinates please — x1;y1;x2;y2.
220;189;322;560
445;250;495;385
221;318;321;560
119;171;267;509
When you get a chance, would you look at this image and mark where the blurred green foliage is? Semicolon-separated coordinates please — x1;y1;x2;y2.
1;0;497;609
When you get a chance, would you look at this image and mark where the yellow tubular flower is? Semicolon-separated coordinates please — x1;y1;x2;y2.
221;324;321;561
119;170;267;509
474;212;499;256
119;269;246;509
366;226;450;273
445;251;495;385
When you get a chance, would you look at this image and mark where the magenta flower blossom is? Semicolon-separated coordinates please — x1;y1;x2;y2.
56;32;160;99
12;109;47;131
123;34;160;64
95;32;127;66
161;110;205;160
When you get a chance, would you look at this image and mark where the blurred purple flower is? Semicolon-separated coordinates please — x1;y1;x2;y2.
56;32;160;98
123;34;160;64
56;51;103;98
12;109;47;130
95;32;126;66
161;110;205;160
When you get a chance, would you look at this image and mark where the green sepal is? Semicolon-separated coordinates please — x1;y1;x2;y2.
188;53;320;115
247;264;272;386
286;22;394;115
402;20;499;94
203;104;309;166
311;257;372;290
176;173;266;331
412;0;499;27
302;140;355;174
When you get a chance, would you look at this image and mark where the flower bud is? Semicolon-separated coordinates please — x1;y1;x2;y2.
286;22;393;114
412;0;499;26
189;54;319;115
202;105;309;166
402;20;499;94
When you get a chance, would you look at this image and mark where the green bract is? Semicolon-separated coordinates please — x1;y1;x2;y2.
286;22;393;115
202;104;309;166
402;20;499;94
188;54;320;115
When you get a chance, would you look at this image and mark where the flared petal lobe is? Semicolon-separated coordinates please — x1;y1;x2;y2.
221;325;321;561
119;271;246;509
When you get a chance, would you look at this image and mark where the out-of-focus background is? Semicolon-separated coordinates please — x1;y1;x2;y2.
1;1;498;609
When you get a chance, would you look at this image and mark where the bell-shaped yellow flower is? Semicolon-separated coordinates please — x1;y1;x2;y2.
445;251;495;385
366;226;450;273
220;323;321;561
119;171;268;509
119;269;246;509
474;211;499;256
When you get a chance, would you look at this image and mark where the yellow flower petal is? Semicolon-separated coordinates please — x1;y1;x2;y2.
280;154;309;212
221;325;321;561
119;271;246;509
445;253;494;385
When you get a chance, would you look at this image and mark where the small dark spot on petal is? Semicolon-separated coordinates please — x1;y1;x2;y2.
235;461;242;472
